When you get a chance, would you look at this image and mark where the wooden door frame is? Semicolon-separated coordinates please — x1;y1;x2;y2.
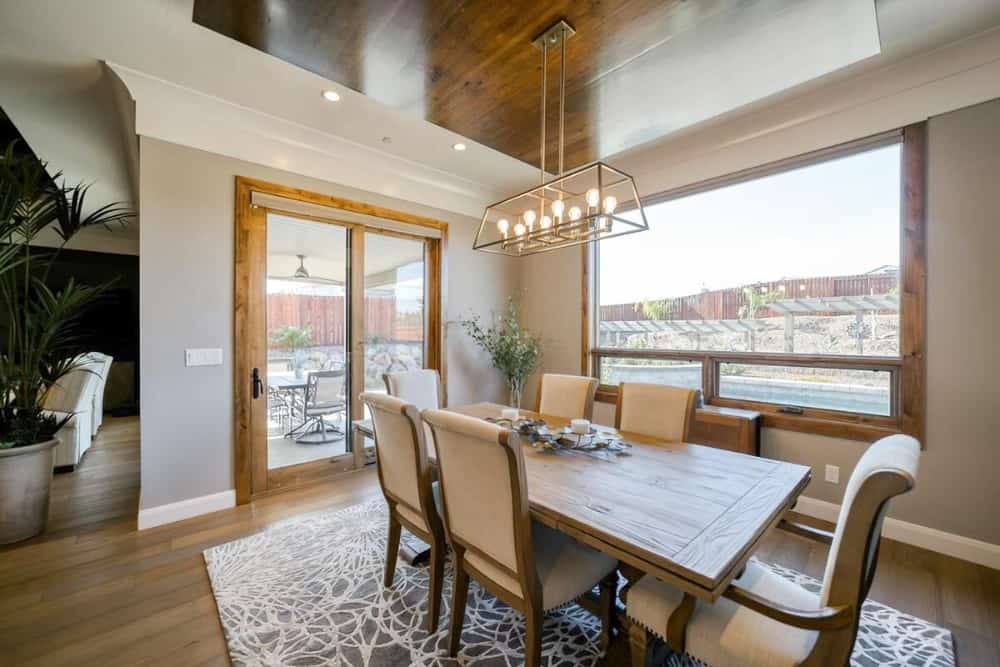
234;176;448;504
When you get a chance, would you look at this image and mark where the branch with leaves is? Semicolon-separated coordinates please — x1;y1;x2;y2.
461;298;541;407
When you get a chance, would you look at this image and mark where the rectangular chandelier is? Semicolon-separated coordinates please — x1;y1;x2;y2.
473;161;648;256
472;20;648;257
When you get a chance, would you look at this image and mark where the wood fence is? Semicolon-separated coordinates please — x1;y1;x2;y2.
268;294;423;345
601;272;898;322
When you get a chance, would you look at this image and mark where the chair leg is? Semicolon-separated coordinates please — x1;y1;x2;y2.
598;571;618;651
426;542;445;634
524;604;544;667
628;622;648;667
384;513;401;588
448;560;470;657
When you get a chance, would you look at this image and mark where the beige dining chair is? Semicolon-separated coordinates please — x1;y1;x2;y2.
625;433;920;667
422;408;619;666
384;368;442;411
536;373;598;421
360;392;447;633
384;368;441;456
615;382;697;442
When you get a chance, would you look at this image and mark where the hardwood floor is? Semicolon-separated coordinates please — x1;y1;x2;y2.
1;416;997;665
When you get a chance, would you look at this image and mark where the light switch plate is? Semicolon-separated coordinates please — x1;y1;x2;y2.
824;464;840;484
185;348;223;367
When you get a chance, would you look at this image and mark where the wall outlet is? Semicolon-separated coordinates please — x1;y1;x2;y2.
185;348;223;367
824;464;840;484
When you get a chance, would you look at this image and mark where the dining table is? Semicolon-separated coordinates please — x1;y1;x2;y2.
268;375;310;435
442;402;812;602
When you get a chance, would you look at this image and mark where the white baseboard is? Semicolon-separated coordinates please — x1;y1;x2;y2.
793;496;1000;570
137;489;236;530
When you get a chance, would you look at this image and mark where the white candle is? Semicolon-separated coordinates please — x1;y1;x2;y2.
570;419;590;435
501;408;519;421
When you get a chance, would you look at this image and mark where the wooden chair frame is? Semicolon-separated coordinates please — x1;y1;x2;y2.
363;396;447;633
426;418;617;666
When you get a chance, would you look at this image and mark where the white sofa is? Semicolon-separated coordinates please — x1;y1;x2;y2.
88;352;113;436
42;355;105;469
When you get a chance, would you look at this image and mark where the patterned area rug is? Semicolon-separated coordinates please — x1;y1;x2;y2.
203;498;955;666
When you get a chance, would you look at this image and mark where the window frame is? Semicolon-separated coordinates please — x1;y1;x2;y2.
583;124;926;443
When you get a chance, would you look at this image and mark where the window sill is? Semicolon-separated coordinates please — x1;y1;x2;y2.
595;389;899;442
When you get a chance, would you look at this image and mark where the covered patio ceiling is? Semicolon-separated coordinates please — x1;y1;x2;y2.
266;213;424;289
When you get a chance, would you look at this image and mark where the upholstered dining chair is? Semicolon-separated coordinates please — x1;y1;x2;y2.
536;373;598;421
384;368;442;411
360;392;447;633
615;382;698;442
422;408;619;666
625;434;920;667
384;368;441;456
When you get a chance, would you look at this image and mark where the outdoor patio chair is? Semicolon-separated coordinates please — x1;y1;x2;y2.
295;369;346;444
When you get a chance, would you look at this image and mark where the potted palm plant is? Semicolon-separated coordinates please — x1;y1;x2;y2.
270;325;314;379
461;298;541;408
0;141;131;544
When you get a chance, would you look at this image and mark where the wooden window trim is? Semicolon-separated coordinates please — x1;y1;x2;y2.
234;176;449;504
582;125;926;445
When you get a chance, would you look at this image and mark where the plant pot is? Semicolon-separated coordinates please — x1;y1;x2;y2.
0;439;58;544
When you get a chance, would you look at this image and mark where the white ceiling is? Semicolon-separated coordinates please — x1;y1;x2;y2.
2;0;1000;249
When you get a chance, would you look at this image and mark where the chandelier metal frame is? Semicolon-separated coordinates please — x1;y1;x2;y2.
473;19;648;257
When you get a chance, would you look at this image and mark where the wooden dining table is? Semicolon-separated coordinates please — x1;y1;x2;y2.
443;402;812;602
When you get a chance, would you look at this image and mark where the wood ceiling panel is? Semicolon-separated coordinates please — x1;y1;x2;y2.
192;0;736;170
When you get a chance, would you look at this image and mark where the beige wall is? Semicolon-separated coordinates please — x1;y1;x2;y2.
139;137;515;510
519;99;1000;545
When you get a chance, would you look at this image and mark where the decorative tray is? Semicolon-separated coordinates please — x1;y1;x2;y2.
485;417;632;456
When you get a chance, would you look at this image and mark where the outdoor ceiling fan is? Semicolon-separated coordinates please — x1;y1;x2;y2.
268;254;342;286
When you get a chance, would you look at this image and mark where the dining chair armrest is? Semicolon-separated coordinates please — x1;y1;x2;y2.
723;581;853;631
779;519;834;545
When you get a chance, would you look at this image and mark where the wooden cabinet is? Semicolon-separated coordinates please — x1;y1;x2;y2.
689;406;761;455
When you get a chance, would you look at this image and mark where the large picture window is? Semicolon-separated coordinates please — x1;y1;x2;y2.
588;127;926;441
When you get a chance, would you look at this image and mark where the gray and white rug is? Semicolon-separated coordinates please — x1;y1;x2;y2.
203;498;955;666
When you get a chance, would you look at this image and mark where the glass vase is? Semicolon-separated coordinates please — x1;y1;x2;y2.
508;377;523;409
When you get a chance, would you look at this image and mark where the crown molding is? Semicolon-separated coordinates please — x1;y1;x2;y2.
107;63;513;219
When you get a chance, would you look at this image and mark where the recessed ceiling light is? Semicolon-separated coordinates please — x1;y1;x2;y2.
322;90;341;102
452;142;467;151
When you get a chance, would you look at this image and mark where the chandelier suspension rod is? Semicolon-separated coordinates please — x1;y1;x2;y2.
558;25;566;177
539;38;548;185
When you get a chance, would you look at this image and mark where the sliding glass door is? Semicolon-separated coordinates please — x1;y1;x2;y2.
233;177;445;501
265;213;350;470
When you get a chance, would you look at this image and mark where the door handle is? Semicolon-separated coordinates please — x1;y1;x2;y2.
252;367;264;399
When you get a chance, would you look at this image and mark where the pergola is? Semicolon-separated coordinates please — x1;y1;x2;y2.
599;294;899;353
765;295;899;354
599;318;763;349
